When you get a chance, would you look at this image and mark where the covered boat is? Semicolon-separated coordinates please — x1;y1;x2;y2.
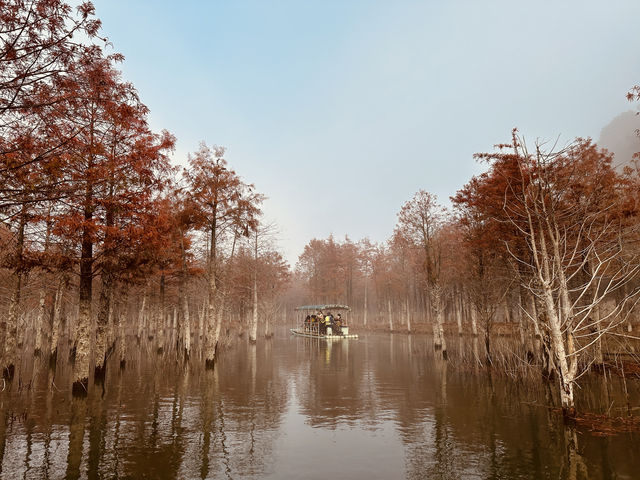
290;304;358;339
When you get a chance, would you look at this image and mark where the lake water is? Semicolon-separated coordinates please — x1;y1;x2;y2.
1;330;639;479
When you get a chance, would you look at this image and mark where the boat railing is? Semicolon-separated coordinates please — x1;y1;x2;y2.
301;319;350;336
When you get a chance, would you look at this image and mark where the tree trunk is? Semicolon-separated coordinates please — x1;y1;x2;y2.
594;306;603;366
250;274;258;343
3;270;22;380
205;288;218;367
205;216;218;367
470;304;478;336
484;315;492;365
2;211;26;380
179;234;191;358
180;293;190;358
157;272;166;354
34;280;50;356
456;287;463;336
95;272;114;379
432;285;447;358
137;288;147;343
116;304;126;369
73;213;93;395
264;305;272;339
172;306;177;350
50;274;68;362
206;296;225;369
538;248;576;413
405;297;411;333
198;301;206;350
363;276;368;327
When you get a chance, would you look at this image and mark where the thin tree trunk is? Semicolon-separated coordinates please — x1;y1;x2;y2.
264;305;272;339
250;231;258;343
206;296;225;369
157;272;166;354
116;300;126;368
72;214;93;395
456;287;463;336
363;276;368;327
405;297;411;333
205;216;218;367
34;205;52;355
180;294;190;358
179;234;191;358
94;272;114;379
432;286;446;352
470;304;478;336
205;292;217;367
137;288;147;343
198;300;206;350
34;280;49;356
2;211;26;379
50;274;68;362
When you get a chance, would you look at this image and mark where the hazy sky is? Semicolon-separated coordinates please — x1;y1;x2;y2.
90;0;640;265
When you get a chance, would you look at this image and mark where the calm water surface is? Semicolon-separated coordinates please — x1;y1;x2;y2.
1;331;639;479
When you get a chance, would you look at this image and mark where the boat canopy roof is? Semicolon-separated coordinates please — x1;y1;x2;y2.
295;304;351;312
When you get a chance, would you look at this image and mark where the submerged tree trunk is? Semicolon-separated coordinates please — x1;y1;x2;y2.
405;297;411;333
3;211;26;380
484;315;492;365
34;280;50;357
470;304;478;336
179;294;190;358
249;229;259;343
455;285;463;336
250;275;258;343
432;285;447;358
204;291;218;368
198;301;206;351
363;276;368;327
249;238;259;344
157;272;166;354
137;287;147;343
206;296;225;369
179;234;191;358
35;213;53;357
264;306;272;339
116;295;127;368
95;272;114;379
50;274;68;362
535;220;577;415
3;270;22;380
73;213;93;395
204;215;219;368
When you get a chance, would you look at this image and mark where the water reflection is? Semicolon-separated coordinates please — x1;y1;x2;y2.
0;331;639;479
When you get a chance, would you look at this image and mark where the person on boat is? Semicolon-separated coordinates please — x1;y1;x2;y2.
324;312;333;335
305;315;311;332
318;311;326;334
334;314;342;335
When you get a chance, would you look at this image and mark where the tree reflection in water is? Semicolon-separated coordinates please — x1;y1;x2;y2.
0;331;638;479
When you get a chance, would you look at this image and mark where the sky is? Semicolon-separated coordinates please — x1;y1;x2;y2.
89;0;640;265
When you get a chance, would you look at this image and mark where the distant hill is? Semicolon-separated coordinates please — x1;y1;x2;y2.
598;110;640;170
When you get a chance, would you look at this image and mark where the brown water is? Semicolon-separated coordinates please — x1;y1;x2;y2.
1;331;639;479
